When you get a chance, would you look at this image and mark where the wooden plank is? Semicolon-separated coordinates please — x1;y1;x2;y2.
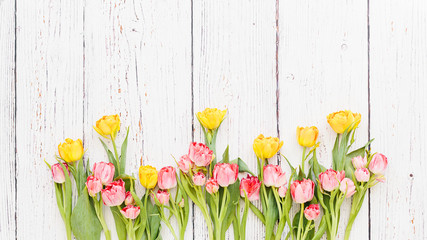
193;1;277;239
15;0;84;238
0;0;16;238
369;0;427;239
278;0;369;239
83;0;192;239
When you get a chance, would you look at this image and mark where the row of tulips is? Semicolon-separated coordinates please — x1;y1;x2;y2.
46;108;387;240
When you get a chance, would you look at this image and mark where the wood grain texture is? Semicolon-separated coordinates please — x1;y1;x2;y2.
193;1;277;239
0;0;16;238
15;0;84;239
369;0;427;239
278;0;369;239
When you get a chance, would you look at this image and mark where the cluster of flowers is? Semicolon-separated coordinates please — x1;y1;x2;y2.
47;108;387;240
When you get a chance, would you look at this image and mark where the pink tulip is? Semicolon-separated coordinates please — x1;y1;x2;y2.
278;185;287;198
188;142;214;167
101;179;126;206
369;153;388;174
212;163;239;187
192;172;206;186
86;176;102;197
318;169;345;192
340;178;356;198
120;205;140;220
352;156;367;169
263;164;287;188
158;166;177;190
206;178;219;194
304;204;320;221
156;190;170;205
51;163;69;183
239;175;261;201
178;154;193;173
93;162;115;185
290;179;315;203
124;191;134;206
355;168;370;182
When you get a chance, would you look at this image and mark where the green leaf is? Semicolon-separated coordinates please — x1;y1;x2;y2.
71;188;102;240
265;189;279;239
120;127;130;174
147;200;162;240
100;138;120;178
220;145;230;163
132;191;147;240
76;159;86;196
231;158;255;176
110;207;127;240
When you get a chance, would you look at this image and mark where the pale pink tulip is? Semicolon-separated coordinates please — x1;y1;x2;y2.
101;179;126;206
93;162;115;185
290;179;315;204
278;185;287;198
304;204;320;220
156;190;170;205
206;178;219;194
212;163;239;187
369;153;388;174
120;205;140;220
124;191;134;206
158;166;177;190
355;168;370;182
178;154;193;173
352;156;367;169
340;178;356;198
239;175;261;201
263;164;287;188
319;169;345;192
51;163;69;183
192;172;206;186
86;176;102;197
188;142;214;167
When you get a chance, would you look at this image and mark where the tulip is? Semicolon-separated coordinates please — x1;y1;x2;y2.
196;108;227;130
352;156;367;169
120;205;140;220
139;165;158;189
101;179;126;206
158;166;177;190
86;176;102;197
290;179;315;204
206;178;219;194
340;178;356;198
263;164;287;188
327;110;361;134
178;154;193;173
192;172;206;186
319;169;345;192
355;168;370;182
178;198;185;208
296;126;319;148
253;134;283;159
212;163;239;187
58;138;84;163
93;114;121;139
188;142;214;167
51;163;69;183
369;153;388;174
92;162;115;185
156;190;170;205
239;175;261;201
278;185;287;198
124;191;134;206
304;204;320;221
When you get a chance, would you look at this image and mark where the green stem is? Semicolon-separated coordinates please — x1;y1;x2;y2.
144;192;151;240
65;219;72;240
297;204;304;240
111;136;120;175
160;206;178;240
344;190;367;240
94;197;111;240
197;189;214;240
301;147;306;175
301;221;312;240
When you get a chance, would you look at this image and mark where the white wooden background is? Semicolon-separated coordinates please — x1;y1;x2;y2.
0;0;426;239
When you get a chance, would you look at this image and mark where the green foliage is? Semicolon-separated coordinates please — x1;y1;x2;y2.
71;189;102;240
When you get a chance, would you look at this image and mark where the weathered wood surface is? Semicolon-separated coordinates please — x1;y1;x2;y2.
1;0;426;239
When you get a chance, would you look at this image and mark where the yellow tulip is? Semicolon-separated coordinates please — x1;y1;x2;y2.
139;165;158;189
58;138;84;162
327;110;361;134
296;126;319;147
253;134;283;159
196;108;227;130
93;114;121;139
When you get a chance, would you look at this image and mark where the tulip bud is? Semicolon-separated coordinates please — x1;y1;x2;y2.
296;126;319;148
239;175;261;201
192;172;206;186
327;110;361;134
158;166;177;190
355;168;370;182
51;163;69;183
58;138;84;163
93;114;121;140
253;134;283;159
340;178;356;198
206;178;219;194
156;190;170;205
352;156;367;169
304;204;320;221
120;205;140;220
290;179;315;204
178;198;185;208
188;142;214;167
278;185;287;198
178;154;193;173
139;165;158;189
319;169;345;192
212;163;239;187
196;108;227;130
101;179;126;206
86;176;102;197
124;191;134;206
92;162;115;185
263;164;287;188
369;153;388;174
